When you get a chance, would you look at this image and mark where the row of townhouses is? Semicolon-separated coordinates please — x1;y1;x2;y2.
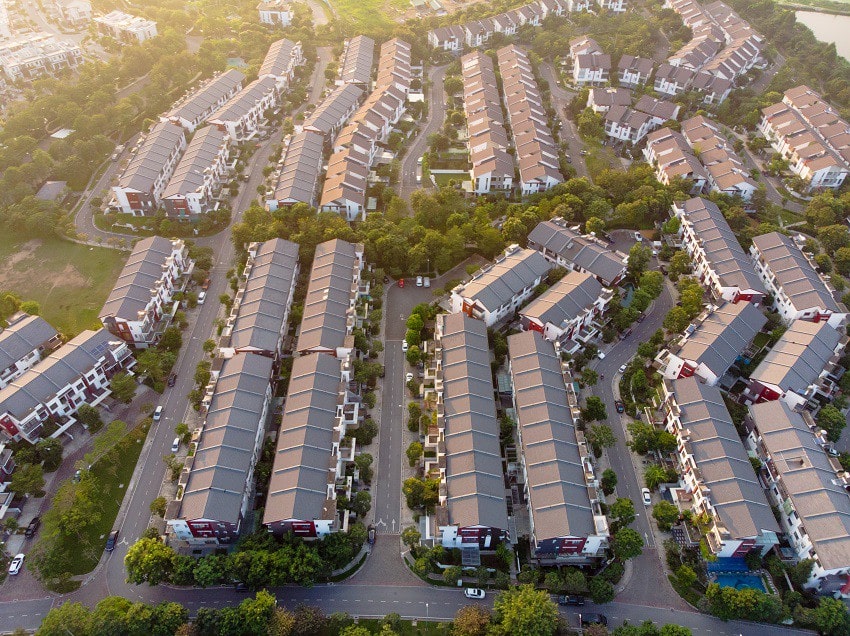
0;313;62;390
0;33;83;82
94;10;158;43
52;0;92;28
303;83;365;140
645;115;757;199
759;85;850;191
338;35;375;87
603;93;680;145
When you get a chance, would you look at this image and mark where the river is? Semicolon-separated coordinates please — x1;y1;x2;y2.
795;10;850;61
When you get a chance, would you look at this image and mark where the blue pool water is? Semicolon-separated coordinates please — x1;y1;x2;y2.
714;573;767;593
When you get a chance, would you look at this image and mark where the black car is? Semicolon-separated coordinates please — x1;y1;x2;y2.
615;400;625;414
368;524;376;546
167;373;177;387
558;595;585;606
24;516;40;538
105;529;119;552
234;582;250;592
580;613;608;627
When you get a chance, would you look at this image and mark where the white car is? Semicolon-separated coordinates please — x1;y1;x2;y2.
8;553;24;576
619;364;628;374
406;372;414;382
416;276;423;287
153;405;163;421
402;340;409;352
634;232;643;242
642;488;652;506
597;351;606;360
464;588;485;599
424;277;430;288
197;291;206;305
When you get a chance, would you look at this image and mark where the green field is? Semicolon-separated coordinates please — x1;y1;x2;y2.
0;231;127;336
330;0;409;31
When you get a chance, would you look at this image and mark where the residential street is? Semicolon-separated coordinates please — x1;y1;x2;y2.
400;65;447;200
540;62;589;180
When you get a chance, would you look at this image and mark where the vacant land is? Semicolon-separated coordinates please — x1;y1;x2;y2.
329;0;409;30
0;232;126;336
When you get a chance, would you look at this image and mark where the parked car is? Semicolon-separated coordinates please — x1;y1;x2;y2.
580;613;607;627
153;406;163;421
197;291;207;305
24;517;40;538
234;582;250;592
398;278;405;288
167;373;177;387
72;469;82;483
579;149;588;156
171;437;180;453
636;313;646;323
402;340;409;352
463;588;485;599
558;595;585;606
105;530;119;552
634;232;643;242
383;276;390;284
368;524;376;546
597;351;606;360
201;278;211;291
8;554;24;576
416;276;423;287
615;400;625;414
566;155;572;163
619;364;628;374
424;277;430;288
405;372;414;382
642;487;652;506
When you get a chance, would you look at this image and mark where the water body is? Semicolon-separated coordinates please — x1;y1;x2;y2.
795;10;850;62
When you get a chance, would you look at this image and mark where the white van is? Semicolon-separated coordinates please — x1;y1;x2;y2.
153;406;163;421
171;437;180;453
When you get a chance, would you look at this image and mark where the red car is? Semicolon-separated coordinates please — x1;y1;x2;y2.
398;278;405;288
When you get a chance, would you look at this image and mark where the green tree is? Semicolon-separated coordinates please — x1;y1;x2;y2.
35;438;62;472
645;464;667;491
586;217;606;235
652;501;680;531
675;565;697;590
453;604;491;636
562;567;588;594
406;441;423;467
202;338;216;355
444;565;463;585
664;306;691;333
587;424;616;458
669;251;692;278
174;422;191;445
817;405;846;442
589;576;615;603
492;585;559;636
110;372;137;403
639;271;664;298
812;598;850;636
582;396;607;421
612;527;644;561
401;526;421;549
610;497;635;529
406;344;422;366
11;463;44;497
158;326;182;353
581;368;599;386
628;243;652;279
36;602;92;636
238;590;277;636
819;225;850;253
601;468;617;496
124;537;176;585
150;496;167;517
350;491;371;517
354;453;373;483
76;403;104;432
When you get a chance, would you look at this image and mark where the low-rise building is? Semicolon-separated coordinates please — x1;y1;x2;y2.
569;36;602;61
259;38;304;89
268;130;324;208
339;35;374;87
653;63;695;96
428;25;466;52
0;314;61;390
618;54;653;87
751;232;847;328
257;0;293;26
95;10;157;43
573;52;611;86
597;0;626;11
508;331;609;565
661;377;780;558
450;245;552;327
99;237;191;348
161;126;230;217
208;76;280;141
54;0;92;27
644;128;710;194
0;33;83;81
604;105;654;144
303;83;364;139
655;301;766;385
164;69;246;133
587;87;632;114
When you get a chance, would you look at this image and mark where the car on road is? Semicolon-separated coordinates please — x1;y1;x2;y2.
619;364;628;374
597;351;605;359
368;524;376;546
201;278;211;291
463;588;485;599
24;517;40;538
634;231;643;242
172;437;180;453
580;149;588;156
416;276;423;287
642;487;652;506
580;613;607;627
405;372;414;382
558;595;585;606
197;291;207;305
153;405;163;421
398;278;405;288
615;400;625;414
105;530;119;552
402;340;409;352
167;373;177;387
234;582;250;592
424;277;430;288
8;554;24;576
636;313;645;323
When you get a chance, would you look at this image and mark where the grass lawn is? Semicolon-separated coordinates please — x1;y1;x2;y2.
354;619;452;635
751;331;771;352
0;230;126;336
433;172;467;187
66;423;150;575
329;0;409;31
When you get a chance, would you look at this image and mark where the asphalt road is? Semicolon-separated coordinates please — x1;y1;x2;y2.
540;62;589;180
374;338;404;537
400;65;447;200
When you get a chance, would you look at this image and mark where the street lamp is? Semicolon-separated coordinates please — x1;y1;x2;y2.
425;603;429;620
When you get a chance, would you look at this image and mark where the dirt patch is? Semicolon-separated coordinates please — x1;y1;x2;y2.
0;242;90;292
2;239;41;272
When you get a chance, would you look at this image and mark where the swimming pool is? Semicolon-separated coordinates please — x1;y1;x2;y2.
714;573;767;593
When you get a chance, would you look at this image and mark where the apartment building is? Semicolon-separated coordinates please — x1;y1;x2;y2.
339;35;375;87
257;0;293;26
99;237;192;348
167;353;274;545
113;121;187;215
618;55;653;87
95;10;157;43
164;69;246;133
0;329;136;444
208;76;280;141
496;45;563;194
661;377;780;558
0;34;83;82
423;313;509;552
303;83;364;139
745;320;846;410
0;314;61;390
218;239;299;360
450;245;552;327
759;86;850;190
296;239;367;358
161;126;231;217
54;0;92;27
268;130;325;208
259;38;304;89
746;400;850;590
751;232;847;328
672;197;766;303
655;301;766;385
519;271;613;345
527;218;628;286
508;331;609;565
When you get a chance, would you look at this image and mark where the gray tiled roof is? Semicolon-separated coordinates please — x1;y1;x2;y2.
273;130;324;204
179;353;273;525
520;270;604;330
0;314;57;373
229;239;299;354
457;248;551;314
264;353;341;525
303;83;364;136
750;320;841;394
675;301;766;378
118;121;185;193
752;232;840;314
670;377;779;539
259;38;299;79
508;331;595;542
340;35;374;85
161;126;227;199
208;76;278;123
527;220;626;285
99;236;176;322
166;69;245;126
749;400;850;572
439;313;508;531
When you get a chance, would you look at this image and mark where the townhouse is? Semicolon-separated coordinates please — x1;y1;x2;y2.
497;45;563;195
672;197;766;303
268;130;325;208
519;271;613;346
573;51;611;86
744;320;846;410
569;36;602;61
597;0;626;10
257;0;293;26
319;149;369;221
54;0;92;27
303;83;365;139
527;218;628;286
587;87;632;114
375;38;412;93
113;121;187;215
207;76;280;141
604;106;654;144
464;20;493;48
462;51;515;195
339;35;375;87
746;401;850;590
167;353;274;546
689;70;733;105
0;313;61;390
644;128;710;194
0;34;83;82
655;301;766;385
423;313;509;552
759;86;850;191
99;237;192;348
164;69;246;132
617;55;653;87
259;38;304;90
508;331;609;565
218;239;299;360
661;377;780;558
428;25;465;52
635;95;680;127
751;232;848;328
296;239;367;358
161;126;231;217
450;244;552;327
0;329;136;444
653;63;695;97
94;10;157;43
